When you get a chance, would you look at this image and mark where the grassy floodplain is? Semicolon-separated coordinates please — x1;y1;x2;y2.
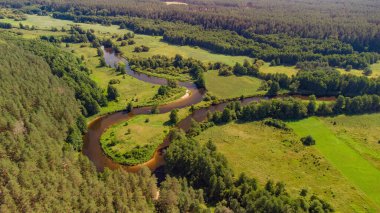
288;116;380;211
64;43;186;116
100;113;171;165
203;70;265;99
100;108;190;165
195;119;380;212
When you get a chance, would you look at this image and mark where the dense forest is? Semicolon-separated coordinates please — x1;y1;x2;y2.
0;33;211;212
2;0;380;68
1;32;107;117
0;38;157;211
1;0;380;211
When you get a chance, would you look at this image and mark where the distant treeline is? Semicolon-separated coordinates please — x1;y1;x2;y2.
49;12;379;69
221;60;380;97
1;0;380;68
4;0;380;53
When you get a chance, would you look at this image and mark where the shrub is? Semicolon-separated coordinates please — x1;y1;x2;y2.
301;135;316;146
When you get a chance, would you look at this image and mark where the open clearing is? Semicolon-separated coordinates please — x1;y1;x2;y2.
288;117;380;210
260;63;298;76
101;113;171;165
195;121;379;212
204;70;264;99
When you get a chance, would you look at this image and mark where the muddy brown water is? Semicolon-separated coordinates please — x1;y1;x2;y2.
82;48;335;173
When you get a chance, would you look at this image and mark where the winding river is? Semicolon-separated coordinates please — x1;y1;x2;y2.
82;48;334;173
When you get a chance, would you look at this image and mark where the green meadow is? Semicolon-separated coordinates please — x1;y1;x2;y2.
204;70;265;99
195;121;379;212
100;108;191;165
260;63;298;76
288;117;380;210
100;113;170;165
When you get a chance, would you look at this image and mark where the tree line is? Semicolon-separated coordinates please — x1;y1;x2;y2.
48;11;380;69
5;0;380;54
209;94;380;125
220;60;380;97
165;130;334;212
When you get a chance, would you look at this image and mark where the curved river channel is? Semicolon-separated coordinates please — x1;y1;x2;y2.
82;47;334;173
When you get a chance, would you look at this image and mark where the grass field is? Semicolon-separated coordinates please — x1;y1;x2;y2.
101;113;171;165
260;63;299;76
116;35;252;66
195;121;378;212
204;70;265;99
100;108;190;165
320;114;380;171
337;62;380;78
288;117;380;210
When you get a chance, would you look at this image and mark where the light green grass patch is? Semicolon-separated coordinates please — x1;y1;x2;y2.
204;70;265;99
115;34;252;66
101;113;171;165
320;114;380;170
260;63;298;76
100;108;190;165
195;121;377;212
288;117;380;209
337;62;380;78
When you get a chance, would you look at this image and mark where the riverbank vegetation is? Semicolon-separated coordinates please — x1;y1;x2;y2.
100;108;190;165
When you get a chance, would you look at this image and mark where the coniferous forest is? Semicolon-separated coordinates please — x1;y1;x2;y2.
1;0;380;212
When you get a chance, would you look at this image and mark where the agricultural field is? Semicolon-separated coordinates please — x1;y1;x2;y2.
195;120;380;212
204;70;265;99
